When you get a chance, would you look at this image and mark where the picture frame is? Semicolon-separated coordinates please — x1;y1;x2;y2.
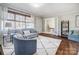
76;15;79;27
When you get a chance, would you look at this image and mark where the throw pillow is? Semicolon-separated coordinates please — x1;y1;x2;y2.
23;30;30;35
14;33;23;39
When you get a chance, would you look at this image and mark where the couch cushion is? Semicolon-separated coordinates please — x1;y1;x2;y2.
23;30;30;35
25;33;37;39
14;33;24;40
15;30;23;34
30;29;37;33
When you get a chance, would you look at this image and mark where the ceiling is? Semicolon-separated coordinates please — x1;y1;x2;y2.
1;3;79;17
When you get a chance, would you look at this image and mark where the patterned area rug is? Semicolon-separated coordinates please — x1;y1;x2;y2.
35;36;61;55
2;35;62;55
2;42;14;55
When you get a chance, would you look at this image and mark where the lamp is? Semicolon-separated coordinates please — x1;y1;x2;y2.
5;22;12;27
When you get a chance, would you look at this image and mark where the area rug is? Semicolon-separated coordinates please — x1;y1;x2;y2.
3;35;62;55
2;42;14;55
34;35;62;55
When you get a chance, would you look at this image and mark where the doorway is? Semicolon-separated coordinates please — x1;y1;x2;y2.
44;18;56;34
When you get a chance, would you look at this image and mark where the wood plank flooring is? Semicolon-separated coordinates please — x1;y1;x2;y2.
39;33;79;55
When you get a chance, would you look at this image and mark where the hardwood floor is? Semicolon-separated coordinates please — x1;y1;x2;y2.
39;33;79;55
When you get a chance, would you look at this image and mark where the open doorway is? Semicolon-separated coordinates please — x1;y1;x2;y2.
44;18;56;34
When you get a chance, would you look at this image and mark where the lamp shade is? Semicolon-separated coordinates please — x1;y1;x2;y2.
5;22;12;27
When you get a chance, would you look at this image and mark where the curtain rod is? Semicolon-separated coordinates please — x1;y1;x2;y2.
8;7;31;17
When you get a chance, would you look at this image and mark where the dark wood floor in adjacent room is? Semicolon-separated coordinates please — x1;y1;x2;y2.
39;33;79;55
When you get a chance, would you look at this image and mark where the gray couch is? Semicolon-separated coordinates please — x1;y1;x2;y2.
8;29;38;42
68;30;79;42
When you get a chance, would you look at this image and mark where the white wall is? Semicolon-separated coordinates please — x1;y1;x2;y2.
57;12;79;36
34;16;43;33
43;12;79;36
0;5;8;45
0;6;7;31
61;13;79;30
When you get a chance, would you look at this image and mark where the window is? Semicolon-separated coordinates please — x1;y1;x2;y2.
7;13;14;20
16;14;25;21
26;17;34;28
26;23;34;28
2;11;34;30
15;22;25;29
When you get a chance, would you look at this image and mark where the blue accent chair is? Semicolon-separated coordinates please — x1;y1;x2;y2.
68;30;79;42
13;36;37;55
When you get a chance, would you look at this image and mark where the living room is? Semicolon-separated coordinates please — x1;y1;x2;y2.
0;3;79;55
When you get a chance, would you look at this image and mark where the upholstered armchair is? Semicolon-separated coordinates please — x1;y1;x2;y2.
13;34;37;55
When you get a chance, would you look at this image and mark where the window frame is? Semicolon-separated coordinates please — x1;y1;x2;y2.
2;10;34;30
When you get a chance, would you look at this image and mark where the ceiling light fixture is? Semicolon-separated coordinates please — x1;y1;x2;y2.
30;3;43;8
